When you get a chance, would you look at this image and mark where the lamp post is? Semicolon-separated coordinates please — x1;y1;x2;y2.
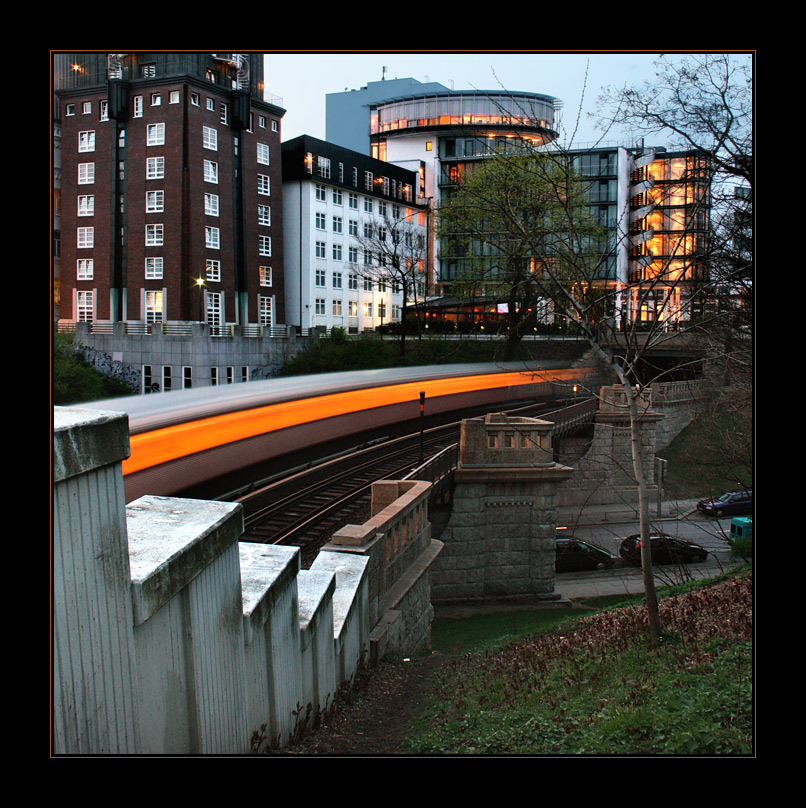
195;277;206;323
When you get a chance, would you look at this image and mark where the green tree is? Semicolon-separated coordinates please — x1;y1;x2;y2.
436;151;609;360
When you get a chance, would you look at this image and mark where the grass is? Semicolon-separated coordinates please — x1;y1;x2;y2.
408;570;753;756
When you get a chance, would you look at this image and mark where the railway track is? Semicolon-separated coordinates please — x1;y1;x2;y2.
235;398;588;566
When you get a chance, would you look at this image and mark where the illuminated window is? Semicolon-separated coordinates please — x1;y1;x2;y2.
259;266;272;286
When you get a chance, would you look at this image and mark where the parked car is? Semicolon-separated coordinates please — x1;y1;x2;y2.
619;534;709;566
555;536;617;573
697;489;753;518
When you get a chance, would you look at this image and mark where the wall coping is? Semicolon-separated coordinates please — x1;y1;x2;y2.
239;544;301;645
307;552;370;638
126;495;244;626
53;407;130;483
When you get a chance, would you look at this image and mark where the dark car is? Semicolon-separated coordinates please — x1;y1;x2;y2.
555;536;617;573
619;534;709;566
697;489;752;518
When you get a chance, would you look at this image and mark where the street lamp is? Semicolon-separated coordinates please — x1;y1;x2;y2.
195;277;206;323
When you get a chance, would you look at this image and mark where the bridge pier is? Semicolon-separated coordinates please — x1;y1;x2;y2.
430;414;573;607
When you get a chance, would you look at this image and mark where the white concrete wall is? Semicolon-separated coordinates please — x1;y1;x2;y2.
52;407;374;755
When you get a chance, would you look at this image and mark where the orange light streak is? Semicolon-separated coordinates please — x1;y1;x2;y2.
122;371;562;476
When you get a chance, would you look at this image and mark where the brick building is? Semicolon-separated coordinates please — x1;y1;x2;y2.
56;53;285;332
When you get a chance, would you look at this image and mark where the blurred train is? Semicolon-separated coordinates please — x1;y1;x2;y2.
80;362;592;502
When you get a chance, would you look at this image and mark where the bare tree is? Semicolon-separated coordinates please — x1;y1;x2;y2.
354;207;429;355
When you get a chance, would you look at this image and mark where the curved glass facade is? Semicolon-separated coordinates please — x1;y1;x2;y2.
370;91;558;142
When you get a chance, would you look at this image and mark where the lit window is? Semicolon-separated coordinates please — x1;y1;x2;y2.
259;295;273;325
333;299;342;316
145;290;163;323
259;266;272;286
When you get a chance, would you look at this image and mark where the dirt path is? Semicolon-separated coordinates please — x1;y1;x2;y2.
281;652;446;756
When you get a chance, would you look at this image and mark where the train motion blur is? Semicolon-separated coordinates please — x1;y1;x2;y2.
81;362;593;502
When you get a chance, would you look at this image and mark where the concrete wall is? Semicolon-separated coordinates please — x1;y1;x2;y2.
52;406;437;755
62;321;315;393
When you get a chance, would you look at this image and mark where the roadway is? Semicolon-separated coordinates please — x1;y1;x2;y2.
554;499;746;599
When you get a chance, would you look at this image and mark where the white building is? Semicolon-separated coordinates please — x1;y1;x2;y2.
281;135;429;333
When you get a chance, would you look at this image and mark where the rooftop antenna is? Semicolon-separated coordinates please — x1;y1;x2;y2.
382;65;387;80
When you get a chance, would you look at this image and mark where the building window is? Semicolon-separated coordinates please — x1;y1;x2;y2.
170;91;180;104
146;156;164;180
315;298;326;315
204;160;218;183
349;219;358;237
317;156;331;179
78;131;95;152
333;299;342;316
333;189;343;206
332;216;342;233
145;257;163;279
145;290;164;323
257;143;270;165
150;93;161;106
315;184;326;202
364;276;373;291
272;120;278;133
206;259;221;281
147;123;165;146
333;244;342;261
364;197;373;213
133;96;143;117
145;224;163;246
220;103;228;125
205;193;219;216
258;204;271;226
65;104;75;116
315;268;326;287
141;63;156;78
206;226;220;249
77;226;94;248
348;273;358;290
259;266;272;286
191;93;199;106
315;212;326;230
315;242;326;259
259;295;273;326
203;126;217;151
77;195;94;217
259;235;272;257
77;258;94;280
77;290;94;322
348;246;358;263
257;174;271;195
332;271;342;288
183;366;192;389
146;190;164;213
364;171;373;191
78;163;95;185
163;366;172;391
349;300;358;317
349;192;358;209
